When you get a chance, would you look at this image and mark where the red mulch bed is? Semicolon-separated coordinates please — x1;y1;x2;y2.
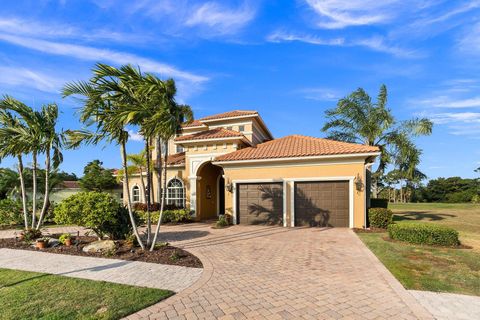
0;235;202;268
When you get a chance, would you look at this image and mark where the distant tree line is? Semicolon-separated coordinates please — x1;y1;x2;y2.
379;176;479;203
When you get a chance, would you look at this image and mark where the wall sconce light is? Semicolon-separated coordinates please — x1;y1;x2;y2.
225;178;233;193
354;173;364;192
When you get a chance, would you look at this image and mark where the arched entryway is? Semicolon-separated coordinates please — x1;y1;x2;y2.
196;161;225;220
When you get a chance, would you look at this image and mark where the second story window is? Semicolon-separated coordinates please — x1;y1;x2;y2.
238;125;245;132
176;145;184;153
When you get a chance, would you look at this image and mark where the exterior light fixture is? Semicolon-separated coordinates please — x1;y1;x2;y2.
354;173;364;192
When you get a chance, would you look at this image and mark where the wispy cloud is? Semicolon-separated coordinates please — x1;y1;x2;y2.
267;31;344;45
0;66;66;93
421;112;480;137
0;33;208;84
297;87;341;101
418;96;480;108
185;2;256;35
0;17;149;43
304;0;401;29
111;0;256;38
267;31;418;58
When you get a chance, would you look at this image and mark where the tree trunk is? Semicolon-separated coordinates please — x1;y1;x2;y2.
145;139;152;246
31;151;37;228
36;145;51;230
150;140;168;251
17;155;28;229
156;137;162;206
121;142;145;250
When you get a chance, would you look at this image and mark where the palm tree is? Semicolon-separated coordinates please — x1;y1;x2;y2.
321;84;433;196
0;96;45;228
394;142;426;202
62;63;146;250
36;103;64;229
0;108;30;228
148;79;193;251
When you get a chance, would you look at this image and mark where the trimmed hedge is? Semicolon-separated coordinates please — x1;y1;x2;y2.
132;202;183;212
368;208;393;228
370;198;389;208
388;223;460;247
137;209;193;224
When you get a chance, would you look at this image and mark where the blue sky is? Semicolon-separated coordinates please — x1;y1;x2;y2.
0;0;479;179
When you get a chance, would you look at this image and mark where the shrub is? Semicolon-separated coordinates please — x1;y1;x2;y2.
215;215;229;228
472;194;480;204
445;191;475;203
132;202;182;212
0;199;24;226
368;208;393;228
370;198;389;208
59;233;71;244
20;228;42;242
388;223;460;247
137;209;193;224
54;192;135;239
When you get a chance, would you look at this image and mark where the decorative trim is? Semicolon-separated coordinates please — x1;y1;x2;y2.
213;152;381;165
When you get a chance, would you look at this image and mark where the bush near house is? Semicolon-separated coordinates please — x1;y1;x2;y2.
137;209;193;224
370;198;389;208
133;202;183;212
54;192;135;239
368;208;393;228
388;222;460;247
0;199;23;227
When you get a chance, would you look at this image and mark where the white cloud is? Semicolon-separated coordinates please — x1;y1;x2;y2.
458;21;480;54
109;0;256;38
128;130;143;142
0;17;149;43
298;87;341;101
267;31;344;45
304;0;401;29
0;33;208;84
185;2;256;35
267;31;418;58
0;66;65;93
418;96;480;108
427;112;480;137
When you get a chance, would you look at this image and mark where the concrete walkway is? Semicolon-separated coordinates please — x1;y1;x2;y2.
0;248;202;292
410;290;480;320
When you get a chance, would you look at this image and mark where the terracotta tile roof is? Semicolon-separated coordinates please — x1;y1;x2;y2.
175;128;245;142
181;120;205;128
166;152;185;165
198;110;258;121
215;135;380;161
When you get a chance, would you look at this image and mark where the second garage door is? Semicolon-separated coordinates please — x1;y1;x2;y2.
294;181;349;227
237;183;283;225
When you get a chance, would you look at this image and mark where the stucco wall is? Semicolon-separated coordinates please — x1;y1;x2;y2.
220;160;367;228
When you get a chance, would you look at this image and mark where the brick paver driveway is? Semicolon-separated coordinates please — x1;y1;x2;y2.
126;224;432;320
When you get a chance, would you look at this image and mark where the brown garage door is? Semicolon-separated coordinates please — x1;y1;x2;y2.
294;181;349;227
237;183;283;225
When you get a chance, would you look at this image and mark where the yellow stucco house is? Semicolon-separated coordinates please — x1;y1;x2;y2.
125;110;380;228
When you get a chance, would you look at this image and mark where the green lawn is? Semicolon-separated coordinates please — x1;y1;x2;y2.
0;268;173;320
357;202;480;296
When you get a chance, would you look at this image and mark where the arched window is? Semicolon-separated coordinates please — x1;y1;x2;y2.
132;185;140;203
167;178;185;208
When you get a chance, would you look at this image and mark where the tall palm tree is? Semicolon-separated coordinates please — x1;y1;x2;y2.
0;96;45;227
321;84;433;196
0;109;30;228
62;63;146;250
36;103;64;229
148;79;193;251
